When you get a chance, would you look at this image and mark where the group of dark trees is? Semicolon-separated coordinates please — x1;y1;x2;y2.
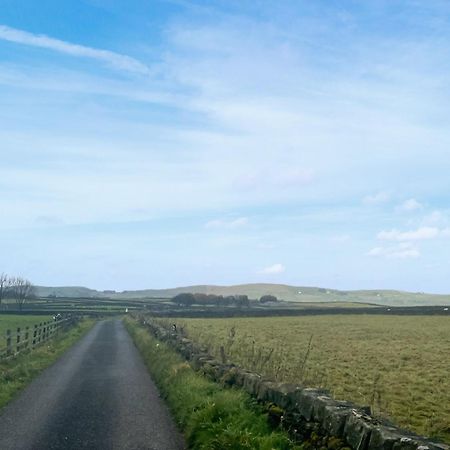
171;293;250;308
0;273;36;311
259;294;278;303
171;293;279;307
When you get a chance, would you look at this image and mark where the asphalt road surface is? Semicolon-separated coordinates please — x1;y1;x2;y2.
0;320;185;450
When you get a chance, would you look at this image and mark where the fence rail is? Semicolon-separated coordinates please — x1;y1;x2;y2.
0;316;78;360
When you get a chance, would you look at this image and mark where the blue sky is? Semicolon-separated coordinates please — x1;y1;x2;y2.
1;0;450;292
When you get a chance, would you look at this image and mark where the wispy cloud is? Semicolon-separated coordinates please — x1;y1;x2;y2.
363;191;391;206
370;223;450;260
259;263;285;274
377;226;440;241
423;210;445;225
2;2;450;291
205;217;249;229
0;25;151;74
397;198;423;212
367;243;420;259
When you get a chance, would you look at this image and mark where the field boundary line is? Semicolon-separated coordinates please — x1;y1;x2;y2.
0;316;80;360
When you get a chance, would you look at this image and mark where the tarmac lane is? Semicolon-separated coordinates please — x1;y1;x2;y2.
0;320;185;450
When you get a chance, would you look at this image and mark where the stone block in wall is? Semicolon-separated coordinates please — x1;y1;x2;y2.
234;368;252;387
220;366;241;386
273;383;302;410
282;411;310;440
392;437;449;450
344;409;377;450
178;344;194;360
255;381;299;409
206;360;230;380
320;401;353;438
197;355;215;367
256;380;280;403
312;394;337;423
294;388;326;421
242;372;262;397
428;443;450;450
429;443;450;450
190;353;211;370
215;363;236;380
367;425;412;450
201;360;222;380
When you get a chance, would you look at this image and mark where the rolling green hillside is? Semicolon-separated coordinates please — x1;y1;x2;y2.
35;284;450;307
35;286;99;298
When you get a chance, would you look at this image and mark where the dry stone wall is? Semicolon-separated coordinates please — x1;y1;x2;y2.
136;315;449;450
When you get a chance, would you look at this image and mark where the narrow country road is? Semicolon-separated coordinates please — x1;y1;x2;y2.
0;320;185;450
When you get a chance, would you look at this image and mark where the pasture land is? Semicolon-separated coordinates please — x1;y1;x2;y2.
165;315;450;443
0;315;52;337
34;283;450;306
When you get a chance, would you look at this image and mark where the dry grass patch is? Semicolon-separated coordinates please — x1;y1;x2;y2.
162;315;450;443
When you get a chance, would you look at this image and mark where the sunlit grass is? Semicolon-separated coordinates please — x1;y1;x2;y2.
125;317;302;449
164;315;450;443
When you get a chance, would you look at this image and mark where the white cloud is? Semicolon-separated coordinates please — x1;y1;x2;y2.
0;25;150;74
205;217;249;229
377;226;440;241
423;210;444;225
363;191;391;205
3;8;450;291
367;243;420;259
259;263;285;274
372;224;450;259
397;198;422;212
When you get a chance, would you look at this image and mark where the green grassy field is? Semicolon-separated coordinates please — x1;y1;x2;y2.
125;318;303;449
0;315;52;337
164;315;450;443
34;283;450;306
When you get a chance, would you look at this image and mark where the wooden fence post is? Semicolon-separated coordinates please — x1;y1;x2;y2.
6;329;12;356
16;327;21;353
25;326;29;350
33;324;38;347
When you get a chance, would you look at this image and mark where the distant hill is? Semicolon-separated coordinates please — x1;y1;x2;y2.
35;283;450;307
35;286;99;298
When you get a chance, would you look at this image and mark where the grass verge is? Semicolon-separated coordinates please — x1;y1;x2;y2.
124;317;302;450
0;318;96;408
